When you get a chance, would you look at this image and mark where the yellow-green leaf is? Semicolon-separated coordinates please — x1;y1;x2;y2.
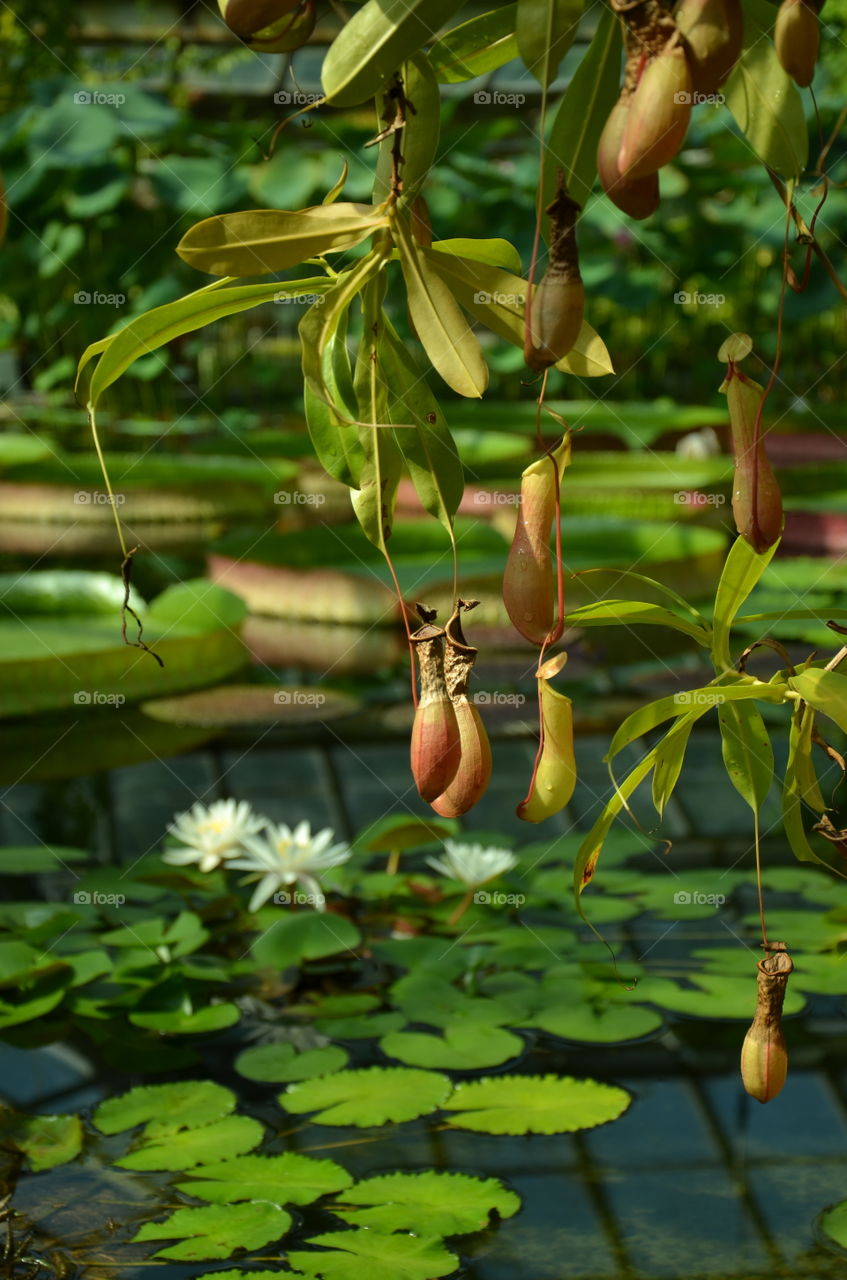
717;699;774;812
789;668;847;736
517;0;584;87
177;204;388;277
429;6;518;83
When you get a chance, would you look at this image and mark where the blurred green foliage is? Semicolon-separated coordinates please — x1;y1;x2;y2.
0;2;844;425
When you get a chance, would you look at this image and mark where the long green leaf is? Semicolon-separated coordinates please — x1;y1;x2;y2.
711;534;778;669
723;0;808;179
717;699;774;812
82;279;330;411
381;318;462;538
429;6;518;83
430;238;522;273
573;566;708;627
736;608;847;624
789;668;847;735
544;4;621;208
567;599;708;644
304;314;364;489
177;205;388;277
321;0;463;107
652;712;698;817
573;747;658;902
517;0;584;87
300;253;385;424
783;707;829;867
394;214;488;398
373;54;440;205
425;251;613;377
351;279;404;553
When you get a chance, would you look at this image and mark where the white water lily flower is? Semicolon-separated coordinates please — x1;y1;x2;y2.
426;840;518;888
163;799;264;874
229;820;351;913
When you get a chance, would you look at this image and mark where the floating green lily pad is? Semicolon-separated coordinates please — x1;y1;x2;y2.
176;1152;353;1205
530;1001;664;1044
252;914;361;970
443;1074;631;1134
334;1170;521;1236
133;1201;292;1261
280;1067;452;1127
116;1115;264;1171
0;846;90;875
235;1042;349;1083
94;1081;236;1136
0;1111;83;1171
288;1231;458;1280
380;1023;524;1070
129;1002;241;1034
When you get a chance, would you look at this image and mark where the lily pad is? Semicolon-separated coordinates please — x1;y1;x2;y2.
129;1002;241;1034
334;1170;521;1236
355;815;459;854
93;1081;236;1136
0;845;90;875
132;1202;292;1261
288;1231;457;1280
443;1074;631;1134
280;1067;452;1127
142;684;359;728
176;1152;353;1205
116;1115;263;1172
530;1001;664;1044
0;1112;83;1171
380;1022;524;1070
235;1042;349;1083
252;914;360;970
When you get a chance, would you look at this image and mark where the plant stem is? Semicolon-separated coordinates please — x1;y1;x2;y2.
448;888;474;925
386;848;400;875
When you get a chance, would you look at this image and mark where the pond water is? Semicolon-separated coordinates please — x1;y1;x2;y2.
2;724;847;1280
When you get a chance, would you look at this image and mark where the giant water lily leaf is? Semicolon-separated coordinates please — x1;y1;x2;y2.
334;1170;520;1235
531;999;663;1043
79;279;330;410
517;0;583;86
427;252;612;376
723;0;807;178
280;1067;452;1126
395;215;488;398
235;1042;349;1083
321;0;463;106
544;5;622;208
289;1231;458;1280
717;698;774;812
444;1074;631;1134
0;1112;83;1172
177;206;387;277
789;669;847;735
176;1152;352;1206
133;1202;292;1262
93;1081;236;1136
380;1023;524;1069
429;6;518;82
141;684;359;728
251;914;360;970
116;1115;263;1171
